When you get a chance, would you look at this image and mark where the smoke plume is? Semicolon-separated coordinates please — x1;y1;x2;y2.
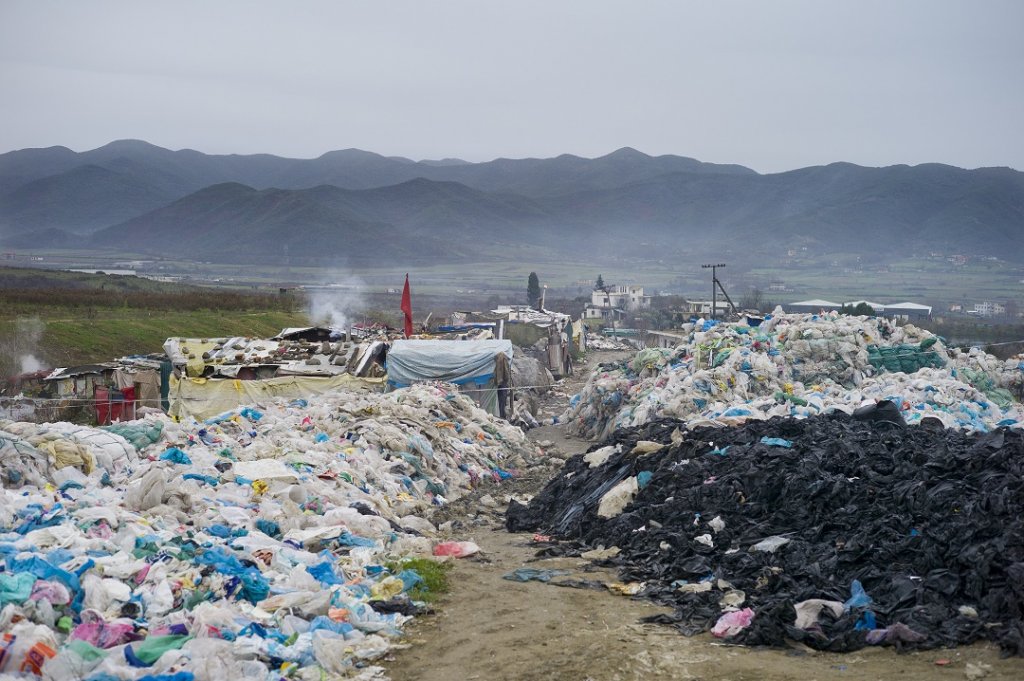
306;275;366;331
0;317;49;377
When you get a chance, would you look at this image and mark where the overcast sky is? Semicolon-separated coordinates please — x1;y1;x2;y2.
0;0;1021;172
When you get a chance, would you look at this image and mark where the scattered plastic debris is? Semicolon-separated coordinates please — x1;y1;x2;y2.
502;568;571;583
432;541;481;559
0;383;535;678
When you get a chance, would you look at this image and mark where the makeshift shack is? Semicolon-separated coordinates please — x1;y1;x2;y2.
42;362;163;424
387;339;514;417
43;364;115;400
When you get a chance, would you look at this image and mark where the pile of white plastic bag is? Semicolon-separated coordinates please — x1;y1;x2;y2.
566;311;1024;440
0;383;535;680
585;334;634;351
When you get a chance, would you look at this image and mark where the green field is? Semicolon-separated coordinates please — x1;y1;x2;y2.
742;256;1024;309
0;266;308;372
21;309;308;368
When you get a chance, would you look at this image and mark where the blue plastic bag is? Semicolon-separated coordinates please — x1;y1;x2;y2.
159;448;192;465
240;407;263;421
854;610;877;631
193;547;269;604
255;519;281;538
307;561;345;586
843;579;872;611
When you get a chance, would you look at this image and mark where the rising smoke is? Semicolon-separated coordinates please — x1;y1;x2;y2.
0;317;48;377
305;275;366;331
20;354;45;373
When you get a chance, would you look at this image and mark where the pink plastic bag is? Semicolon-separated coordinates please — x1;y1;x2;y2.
69;620;136;649
432;541;480;558
29;580;71;605
711;607;755;638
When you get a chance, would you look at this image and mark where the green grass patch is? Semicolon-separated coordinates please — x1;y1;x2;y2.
1;307;309;371
0;266;311;370
386;557;452;603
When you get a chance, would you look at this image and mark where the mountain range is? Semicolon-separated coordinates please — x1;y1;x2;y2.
1;140;1021;265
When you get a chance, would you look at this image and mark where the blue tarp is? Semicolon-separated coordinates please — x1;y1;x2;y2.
386;340;513;388
386;339;514;416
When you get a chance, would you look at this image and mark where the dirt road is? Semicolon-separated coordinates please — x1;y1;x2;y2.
383;351;1023;681
383;523;1019;681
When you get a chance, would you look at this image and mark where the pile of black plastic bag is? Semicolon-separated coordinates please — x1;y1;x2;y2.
507;403;1024;654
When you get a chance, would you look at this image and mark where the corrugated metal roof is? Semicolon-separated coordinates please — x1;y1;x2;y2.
788;299;841;307
886;302;932;311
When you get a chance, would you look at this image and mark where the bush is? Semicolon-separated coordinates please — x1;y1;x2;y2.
385;557;452;603
840;302;875;316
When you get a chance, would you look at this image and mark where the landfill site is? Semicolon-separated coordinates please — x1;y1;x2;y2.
0;301;1020;681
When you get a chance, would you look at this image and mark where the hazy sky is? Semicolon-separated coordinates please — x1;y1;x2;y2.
1;0;1021;172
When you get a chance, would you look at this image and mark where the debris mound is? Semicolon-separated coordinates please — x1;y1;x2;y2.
507;409;1024;655
0;384;535;679
564;312;1024;439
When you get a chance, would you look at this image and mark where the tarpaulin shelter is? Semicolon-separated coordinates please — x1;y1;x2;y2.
163;334;387;380
386;339;514;416
162;332;392;420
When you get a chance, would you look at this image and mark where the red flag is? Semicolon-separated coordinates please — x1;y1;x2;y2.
400;274;413;338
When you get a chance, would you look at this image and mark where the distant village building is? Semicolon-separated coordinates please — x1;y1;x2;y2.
683;300;732;316
584;285;651;320
970;301;1006;317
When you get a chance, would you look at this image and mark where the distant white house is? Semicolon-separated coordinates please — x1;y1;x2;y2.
584;285;651;320
970;301;1005;317
683;300;732;316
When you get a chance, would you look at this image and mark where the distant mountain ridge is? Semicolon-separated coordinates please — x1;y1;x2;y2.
0;141;1021;264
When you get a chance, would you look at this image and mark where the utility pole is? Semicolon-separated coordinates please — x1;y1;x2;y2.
701;263;737;320
702;263;725;319
597;281;616;338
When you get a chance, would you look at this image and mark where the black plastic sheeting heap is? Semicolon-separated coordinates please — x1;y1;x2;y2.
507;406;1024;655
